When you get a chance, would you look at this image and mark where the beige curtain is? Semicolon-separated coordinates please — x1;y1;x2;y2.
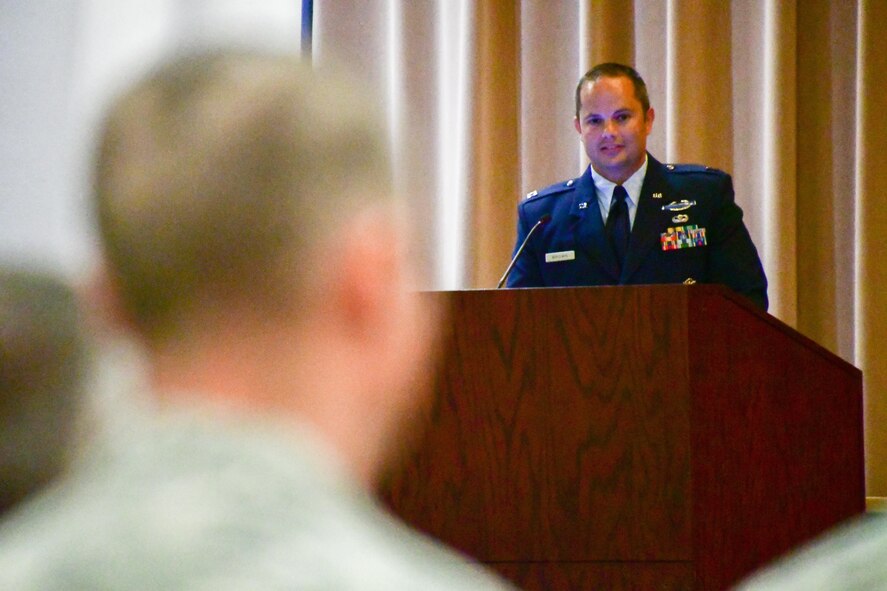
856;0;887;497
318;0;887;495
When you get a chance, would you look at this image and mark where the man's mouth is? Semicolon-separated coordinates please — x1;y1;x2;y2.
599;144;624;155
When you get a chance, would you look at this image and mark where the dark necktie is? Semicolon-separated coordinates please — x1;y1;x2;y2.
606;185;630;270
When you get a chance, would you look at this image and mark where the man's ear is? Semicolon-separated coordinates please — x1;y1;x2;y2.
573;115;582;135
327;206;410;339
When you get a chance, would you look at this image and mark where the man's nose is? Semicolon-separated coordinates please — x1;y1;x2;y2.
602;119;617;136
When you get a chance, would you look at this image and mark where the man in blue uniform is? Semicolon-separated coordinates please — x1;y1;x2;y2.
505;63;768;311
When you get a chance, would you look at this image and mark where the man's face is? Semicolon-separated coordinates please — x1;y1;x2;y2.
573;75;654;184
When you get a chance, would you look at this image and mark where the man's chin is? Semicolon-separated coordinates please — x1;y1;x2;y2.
595;150;626;162
593;159;625;174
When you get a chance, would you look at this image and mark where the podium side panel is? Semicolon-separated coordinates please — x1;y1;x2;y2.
688;289;865;589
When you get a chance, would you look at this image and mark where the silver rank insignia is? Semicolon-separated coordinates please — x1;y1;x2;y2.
672;214;689;223
578;202;588;209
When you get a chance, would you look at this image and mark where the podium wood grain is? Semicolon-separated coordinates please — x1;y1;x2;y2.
382;285;863;590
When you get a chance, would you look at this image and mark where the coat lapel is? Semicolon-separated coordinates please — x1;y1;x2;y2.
570;166;621;282
622;155;669;282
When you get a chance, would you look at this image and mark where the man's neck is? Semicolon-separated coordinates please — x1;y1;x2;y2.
147;324;391;492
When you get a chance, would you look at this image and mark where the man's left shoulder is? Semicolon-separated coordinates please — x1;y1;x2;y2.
658;163;732;199
662;163;730;178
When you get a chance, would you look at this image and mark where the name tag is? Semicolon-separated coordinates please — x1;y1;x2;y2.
545;250;575;263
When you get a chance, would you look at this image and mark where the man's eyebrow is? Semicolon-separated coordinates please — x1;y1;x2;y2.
584;108;632;119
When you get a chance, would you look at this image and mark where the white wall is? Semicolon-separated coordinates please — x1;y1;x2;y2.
0;0;300;279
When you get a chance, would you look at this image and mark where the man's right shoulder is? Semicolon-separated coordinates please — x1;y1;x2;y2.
522;177;579;204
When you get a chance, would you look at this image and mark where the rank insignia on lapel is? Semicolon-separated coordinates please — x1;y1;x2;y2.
653;192;663;199
672;214;689;223
578;202;588;209
661;225;707;250
661;200;696;212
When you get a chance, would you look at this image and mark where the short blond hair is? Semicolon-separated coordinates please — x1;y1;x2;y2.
94;50;392;345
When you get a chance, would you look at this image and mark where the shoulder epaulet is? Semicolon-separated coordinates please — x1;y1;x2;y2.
525;177;578;201
664;163;727;176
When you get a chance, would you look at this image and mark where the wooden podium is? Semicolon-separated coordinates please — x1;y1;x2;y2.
382;285;864;590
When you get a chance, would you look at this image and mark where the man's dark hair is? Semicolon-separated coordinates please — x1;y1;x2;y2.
574;63;650;118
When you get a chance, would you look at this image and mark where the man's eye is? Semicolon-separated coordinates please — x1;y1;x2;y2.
588;117;602;125
615;113;630;122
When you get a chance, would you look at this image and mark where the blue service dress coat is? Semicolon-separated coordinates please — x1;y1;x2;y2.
505;154;769;311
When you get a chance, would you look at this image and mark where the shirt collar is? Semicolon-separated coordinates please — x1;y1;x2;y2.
590;155;649;207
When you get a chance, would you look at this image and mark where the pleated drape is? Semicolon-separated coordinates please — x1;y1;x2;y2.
855;0;887;496
584;0;634;66
317;0;887;495
466;0;520;287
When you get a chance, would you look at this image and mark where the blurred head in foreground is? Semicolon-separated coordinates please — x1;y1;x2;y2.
0;268;87;515
94;49;438;484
